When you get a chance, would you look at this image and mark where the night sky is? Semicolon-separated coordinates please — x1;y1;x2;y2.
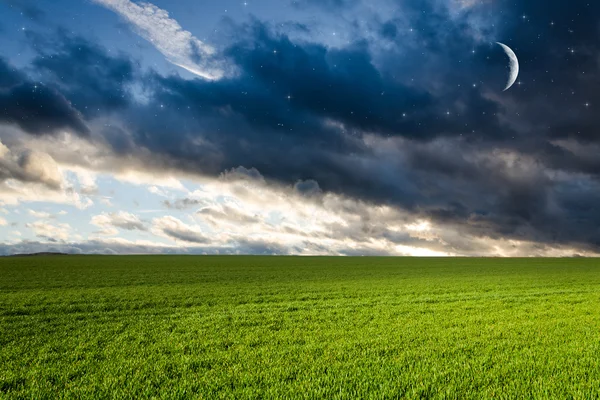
1;0;599;256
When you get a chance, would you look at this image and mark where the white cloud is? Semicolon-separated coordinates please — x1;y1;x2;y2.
1;142;64;190
6;132;188;190
0;141;9;158
28;210;53;219
26;221;72;241
71;168;98;194
0;140;93;209
116;170;185;189
100;197;114;207
94;226;119;236
20;151;63;189
148;185;168;197
151;216;210;244
1;179;93;209
92;0;223;79
0;216;7;226
91;211;146;233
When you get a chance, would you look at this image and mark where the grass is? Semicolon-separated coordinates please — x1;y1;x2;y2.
1;256;600;399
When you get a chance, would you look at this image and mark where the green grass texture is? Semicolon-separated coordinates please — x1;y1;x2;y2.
1;256;600;399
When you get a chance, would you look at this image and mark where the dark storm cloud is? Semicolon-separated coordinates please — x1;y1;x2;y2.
379;22;398;40
294;179;322;197
32;34;136;117
224;23;506;140
0;58;22;87
220;166;265;182
0;57;89;135
116;20;510;209
403;141;600;250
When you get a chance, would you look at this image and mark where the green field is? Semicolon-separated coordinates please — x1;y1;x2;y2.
1;256;600;399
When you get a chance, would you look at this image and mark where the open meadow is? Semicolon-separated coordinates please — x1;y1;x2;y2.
1;256;600;398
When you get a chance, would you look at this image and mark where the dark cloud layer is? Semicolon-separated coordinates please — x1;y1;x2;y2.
32;35;136;117
0;58;88;135
3;0;600;253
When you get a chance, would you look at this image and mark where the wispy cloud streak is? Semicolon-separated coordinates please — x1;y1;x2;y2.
91;0;223;79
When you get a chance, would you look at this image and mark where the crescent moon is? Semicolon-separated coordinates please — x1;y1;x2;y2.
496;42;519;91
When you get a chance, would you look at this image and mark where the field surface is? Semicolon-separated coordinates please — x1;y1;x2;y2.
1;256;600;399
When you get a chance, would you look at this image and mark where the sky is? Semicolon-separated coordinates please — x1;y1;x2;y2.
0;0;599;256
